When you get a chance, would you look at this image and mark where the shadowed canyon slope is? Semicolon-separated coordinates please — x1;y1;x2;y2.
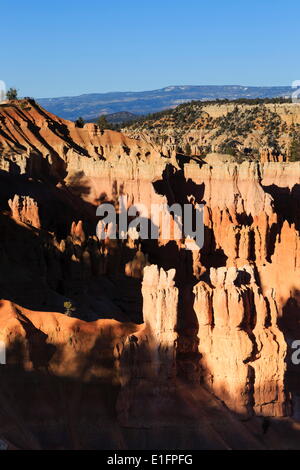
0;99;300;449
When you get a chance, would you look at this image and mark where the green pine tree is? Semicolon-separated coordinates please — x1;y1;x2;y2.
64;301;76;317
290;133;300;161
184;142;192;156
6;87;18;100
97;115;110;130
75;116;85;128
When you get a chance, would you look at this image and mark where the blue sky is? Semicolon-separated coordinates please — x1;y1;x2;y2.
1;0;299;98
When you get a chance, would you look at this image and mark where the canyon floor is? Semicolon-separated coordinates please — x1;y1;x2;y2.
1;367;300;450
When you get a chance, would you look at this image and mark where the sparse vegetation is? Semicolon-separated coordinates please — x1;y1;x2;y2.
75;116;85;128
289;129;300;161
119;97;293;161
97;115;111;130
6;87;18;100
64;301;76;317
120;97;292;130
184;143;192;156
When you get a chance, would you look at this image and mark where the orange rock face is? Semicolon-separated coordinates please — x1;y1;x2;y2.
194;267;288;416
0;300;136;380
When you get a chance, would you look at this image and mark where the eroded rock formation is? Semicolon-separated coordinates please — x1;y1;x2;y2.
0;100;300;448
194;266;288;417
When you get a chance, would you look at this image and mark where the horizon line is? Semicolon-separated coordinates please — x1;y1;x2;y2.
35;84;294;101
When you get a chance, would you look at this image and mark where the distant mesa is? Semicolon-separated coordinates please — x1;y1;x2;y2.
36;85;294;121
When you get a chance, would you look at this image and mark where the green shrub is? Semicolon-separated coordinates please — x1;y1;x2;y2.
75;116;85;128
290;133;300;161
6;87;18;100
64;301;76;317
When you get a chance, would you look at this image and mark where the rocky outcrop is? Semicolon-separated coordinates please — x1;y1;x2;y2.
0;99;175;182
120;265;178;386
123;102;300;162
194;266;288;417
0;300;136;379
8;195;41;228
260;147;286;163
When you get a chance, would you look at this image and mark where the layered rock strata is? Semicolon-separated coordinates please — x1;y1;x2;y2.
0;100;300;441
